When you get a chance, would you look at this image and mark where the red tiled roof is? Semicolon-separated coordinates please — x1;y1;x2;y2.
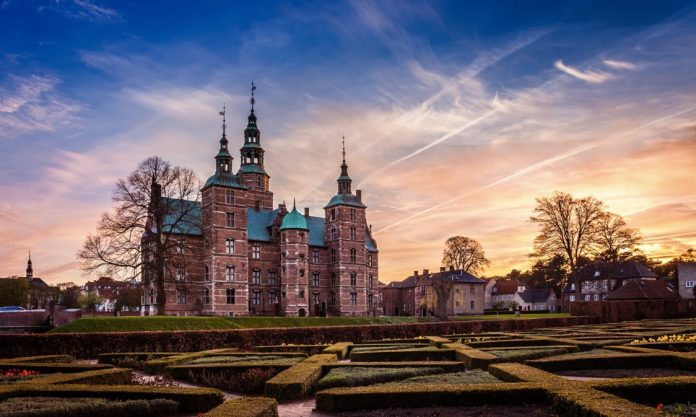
493;279;520;295
605;279;679;300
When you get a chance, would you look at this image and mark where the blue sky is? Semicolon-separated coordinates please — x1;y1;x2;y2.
1;0;696;284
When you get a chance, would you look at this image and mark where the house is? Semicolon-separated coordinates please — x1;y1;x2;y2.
486;279;525;309
383;267;486;316
83;277;140;313
562;260;658;306
513;288;557;311
676;262;696;300
605;279;680;301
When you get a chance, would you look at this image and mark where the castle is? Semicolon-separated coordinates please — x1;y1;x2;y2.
140;87;379;317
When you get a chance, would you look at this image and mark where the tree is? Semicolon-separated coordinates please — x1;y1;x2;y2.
0;277;29;307
432;277;454;319
523;254;568;295
78;291;103;315
594;212;641;262
441;236;490;274
56;283;81;308
78;156;201;315
530;192;606;297
115;285;141;314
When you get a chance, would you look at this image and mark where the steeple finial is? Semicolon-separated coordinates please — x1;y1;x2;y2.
293;198;296;209
219;103;226;137
342;135;346;164
250;81;256;113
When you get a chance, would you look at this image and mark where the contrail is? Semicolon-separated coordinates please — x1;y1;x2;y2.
374;106;696;234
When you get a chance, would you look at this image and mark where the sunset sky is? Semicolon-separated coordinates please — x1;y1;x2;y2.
1;0;696;285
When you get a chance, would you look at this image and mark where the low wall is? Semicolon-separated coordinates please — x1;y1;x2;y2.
0;316;595;358
570;299;696;322
0;308;82;331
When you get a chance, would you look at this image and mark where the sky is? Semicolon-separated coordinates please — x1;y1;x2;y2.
1;0;696;285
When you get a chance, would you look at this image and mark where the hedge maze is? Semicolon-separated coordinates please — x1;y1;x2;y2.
0;318;695;416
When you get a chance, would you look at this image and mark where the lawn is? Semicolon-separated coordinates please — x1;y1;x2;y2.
49;313;569;333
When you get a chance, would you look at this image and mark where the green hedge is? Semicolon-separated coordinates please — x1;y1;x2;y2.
349;347;455;362
19;368;133;385
97;352;179;365
143;349;232;373
0;384;224;413
316;366;444;390
203;397;278;417
167;362;293;394
482;346;577;362
315;382;547;412
264;354;337;401
0;363;113;374
322;342;352;359
0;355;73;364
425;336;452;347
590;376;696;406
0;397;178;417
526;352;678;372
443;343;498;370
325;361;466;372
254;345;329;355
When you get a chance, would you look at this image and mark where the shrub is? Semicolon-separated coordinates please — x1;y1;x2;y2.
391;370;501;385
203;397;278;417
0;363;113;374
483;346;575;362
169;364;289;394
349;347;455;362
0;355;73;364
442;343;498;370
526;352;678;372
322;342;352;359
0;396;178;417
316;366;445;390
326;361;466;372
187;356;303;365
254;345;329;355
264;354;337;401
20;368;133;385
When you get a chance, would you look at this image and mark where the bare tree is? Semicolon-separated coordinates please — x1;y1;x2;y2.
595;212;641;262
530;192;606;297
77;156;200;315
441;236;490;274
432;277;453;320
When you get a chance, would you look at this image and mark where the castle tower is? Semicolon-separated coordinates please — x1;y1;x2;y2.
201;105;250;316
238;82;273;210
324;138;369;316
26;252;33;279
279;201;310;316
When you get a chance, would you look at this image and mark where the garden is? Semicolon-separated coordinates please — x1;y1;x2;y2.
0;318;695;416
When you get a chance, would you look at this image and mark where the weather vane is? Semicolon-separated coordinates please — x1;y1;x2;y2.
219;103;226;136
250;81;256;111
342;135;346;164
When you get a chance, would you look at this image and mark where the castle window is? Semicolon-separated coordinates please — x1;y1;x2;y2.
252;269;261;284
176;242;186;254
226;288;235;304
300;232;305;243
299;269;305;278
299;288;305;299
350;271;357;286
350;248;357;263
313;292;320;304
350;209;355;220
204;288;210;304
330;291;336;305
470;300;475;311
176;289;187;304
368;275;373;288
268;291;277;304
256;177;262;189
226;212;235;227
268;270;277;285
331;272;337;286
331;249;337;263
350;292;357;306
226;266;235;282
225;189;235;204
331;228;337;240
312;272;320;287
312;249;320;263
331;208;336;221
252;291;261;305
205;266;210;282
368;255;373;267
176;268;186;281
350;227;356;240
252;244;261;259
225;238;235;254
368;293;373;307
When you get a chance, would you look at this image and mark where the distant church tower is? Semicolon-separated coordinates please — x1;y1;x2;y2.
26;252;33;278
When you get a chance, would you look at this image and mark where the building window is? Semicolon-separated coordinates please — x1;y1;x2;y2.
313;292;320;304
470;300;475;310
368;275;374;288
686;281;695;288
225;189;235;204
350;271;357;286
350;227;356;240
298;269;304;278
350;248;357;263
420;285;425;295
331;228;338;240
175;268;186;281
350;209;355;220
584;294;591;301
226;212;235;227
570;283;576;291
252;269;261;284
205;266;210;282
331;272;337;286
368;255;373;267
204;288;210;304
268;270;277;285
225;238;235;254
226;266;235;282
176;290;187;304
593;293;600;301
350;292;357;306
268;291;277;304
176;242;186;254
368;293;373;307
330;291;336;305
470;285;475;294
252;291;261;305
299;288;305;299
252;244;261;259
569;295;576;302
312;272;320;287
256;177;263;189
312;249;320;263
331;208;336;221
226;288;235;304
331;249;337;263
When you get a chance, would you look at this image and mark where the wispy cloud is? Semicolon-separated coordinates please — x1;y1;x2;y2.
602;58;638;70
554;60;613;84
40;0;120;22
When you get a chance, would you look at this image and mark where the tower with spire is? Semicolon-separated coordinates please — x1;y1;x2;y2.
26;252;33;279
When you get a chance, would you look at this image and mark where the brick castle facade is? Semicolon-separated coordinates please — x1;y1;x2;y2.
141;89;379;316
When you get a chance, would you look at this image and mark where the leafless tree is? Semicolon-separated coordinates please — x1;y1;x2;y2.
77;156;200;315
530;192;605;297
441;236;490;274
432;276;453;320
594;212;641;262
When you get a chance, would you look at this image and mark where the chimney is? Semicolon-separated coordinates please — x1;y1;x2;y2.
449;266;454;271
255;200;261;211
423;269;429;275
413;270;418;276
304;207;310;217
440;266;445;272
356;189;362;202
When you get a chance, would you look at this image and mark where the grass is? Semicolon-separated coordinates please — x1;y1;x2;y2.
0;397;178;417
317;366;444;390
50;313;570;333
386;370;501;385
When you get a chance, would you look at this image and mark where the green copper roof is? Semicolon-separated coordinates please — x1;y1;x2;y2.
203;172;247;190
238;164;268;175
216;149;232;158
280;206;309;231
324;193;366;209
241;141;262;149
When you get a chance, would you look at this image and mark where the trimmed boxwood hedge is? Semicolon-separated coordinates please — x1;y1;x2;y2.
0;363;113;374
203;397;278;417
315;382;548;412
0;397;178;417
19;368;133;385
443;342;498;370
590;376;696;406
254;345;329;355
0;384;224;413
349;347;455;362
0;355;73;364
264;354;337;401
325;361;466;372
322;342;352;359
0;316;596;358
525;352;681;372
167;362;295;394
